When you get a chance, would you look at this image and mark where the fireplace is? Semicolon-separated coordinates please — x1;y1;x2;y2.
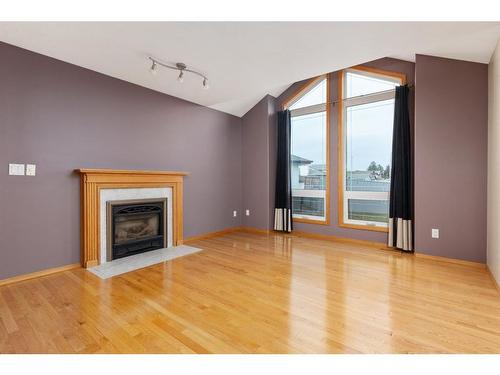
106;198;167;261
77;169;186;268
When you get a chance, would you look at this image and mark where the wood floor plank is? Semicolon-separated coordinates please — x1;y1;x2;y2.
0;230;499;353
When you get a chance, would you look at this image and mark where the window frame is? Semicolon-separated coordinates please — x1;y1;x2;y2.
282;75;331;225
338;66;406;232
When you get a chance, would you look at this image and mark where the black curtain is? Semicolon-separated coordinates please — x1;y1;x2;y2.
388;85;413;251
274;110;293;232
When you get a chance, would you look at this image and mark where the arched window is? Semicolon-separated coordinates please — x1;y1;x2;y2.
339;66;406;231
283;75;330;224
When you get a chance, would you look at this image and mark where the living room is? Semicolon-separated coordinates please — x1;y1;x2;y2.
1;1;500;373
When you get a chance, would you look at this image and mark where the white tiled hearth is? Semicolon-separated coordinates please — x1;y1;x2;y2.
88;245;202;279
99;187;173;264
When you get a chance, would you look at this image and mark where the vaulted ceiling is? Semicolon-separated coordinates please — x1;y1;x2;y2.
1;22;499;117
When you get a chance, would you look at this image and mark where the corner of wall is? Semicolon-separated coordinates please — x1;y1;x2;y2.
241;95;277;230
487;39;500;284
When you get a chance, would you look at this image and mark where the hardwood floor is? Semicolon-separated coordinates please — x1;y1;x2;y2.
1;231;499;353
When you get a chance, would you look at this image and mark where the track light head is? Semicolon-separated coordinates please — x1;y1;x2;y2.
177;70;184;83
176;63;186;83
150;61;158;75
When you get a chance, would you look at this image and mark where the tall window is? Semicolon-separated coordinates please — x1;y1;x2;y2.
339;67;405;231
284;76;329;224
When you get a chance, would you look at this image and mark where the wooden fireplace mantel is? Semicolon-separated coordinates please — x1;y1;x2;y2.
75;168;188;268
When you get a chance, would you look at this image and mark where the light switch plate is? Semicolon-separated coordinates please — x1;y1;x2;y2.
26;164;36;176
9;163;25;176
432;228;439;239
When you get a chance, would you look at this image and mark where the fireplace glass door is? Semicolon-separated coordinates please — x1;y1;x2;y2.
114;213;159;244
107;199;167;260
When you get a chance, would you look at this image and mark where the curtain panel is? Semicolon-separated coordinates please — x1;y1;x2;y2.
388;85;413;251
274;110;293;232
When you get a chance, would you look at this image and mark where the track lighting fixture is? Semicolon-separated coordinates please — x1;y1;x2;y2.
148;57;209;89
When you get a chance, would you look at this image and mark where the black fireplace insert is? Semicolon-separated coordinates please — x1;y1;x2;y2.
107;199;167;260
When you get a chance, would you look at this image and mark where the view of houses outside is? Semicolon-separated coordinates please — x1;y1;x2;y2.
291;154;326;218
346;161;390;223
291;155;391;222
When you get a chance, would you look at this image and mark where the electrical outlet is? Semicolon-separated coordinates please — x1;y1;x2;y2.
233;210;237;217
26;164;36;176
431;228;439;239
8;163;25;176
245;209;250;216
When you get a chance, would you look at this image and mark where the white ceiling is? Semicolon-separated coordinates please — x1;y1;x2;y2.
1;22;499;117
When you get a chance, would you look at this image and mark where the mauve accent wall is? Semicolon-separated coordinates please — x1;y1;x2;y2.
241;95;276;229
275;58;415;243
0;42;242;279
415;54;488;262
242;96;270;229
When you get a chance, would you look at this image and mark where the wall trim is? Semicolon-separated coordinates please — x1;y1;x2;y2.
1;228;490;287
184;226;243;243
0;263;81;287
2;226;243;286
239;226;394;251
238;227;488;269
486;265;500;294
291;229;395;251
413;252;485;269
240;226;272;235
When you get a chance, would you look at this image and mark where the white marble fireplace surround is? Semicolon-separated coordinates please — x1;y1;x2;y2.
99;187;173;264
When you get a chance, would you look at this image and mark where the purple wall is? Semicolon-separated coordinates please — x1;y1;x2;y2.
415;54;488;262
241;95;274;229
275;58;415;243
0;42;242;279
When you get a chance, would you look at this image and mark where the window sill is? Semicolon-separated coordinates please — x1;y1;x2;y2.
293;217;330;226
339;222;389;233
